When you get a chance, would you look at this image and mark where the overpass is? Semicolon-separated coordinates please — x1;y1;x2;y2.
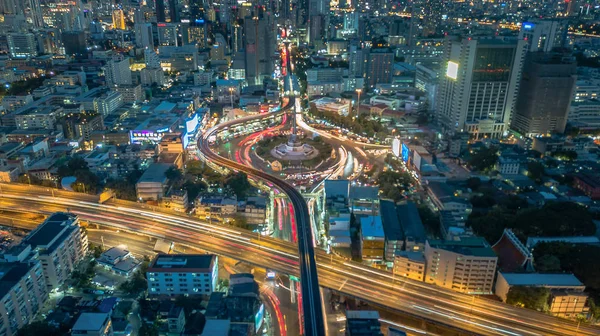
0;186;598;335
199;96;325;336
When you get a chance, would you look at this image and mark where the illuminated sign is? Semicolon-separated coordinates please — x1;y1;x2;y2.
266;271;275;279
522;22;534;30
195;19;205;24
446;61;458;80
157;23;166;27
255;303;264;332
401;143;409;163
392;139;401;157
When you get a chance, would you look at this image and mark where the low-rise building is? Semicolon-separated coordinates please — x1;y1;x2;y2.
136;163;173;201
147;254;218;296
360;215;385;262
72;312;113;336
195;196;238;221
345;311;383;336
495;272;588;318
96;246;140;276
425;237;497;294
496;156;521;175
573;173;600;200
393;251;426;282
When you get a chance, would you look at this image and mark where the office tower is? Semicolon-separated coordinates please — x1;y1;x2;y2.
158;23;178;46
348;44;366;78
435;37;527;139
62;30;87;57
185;22;207;48
169;0;179;23
112;9;126;30
244;14;275;85
365;48;393;90
519;20;569;52
188;0;204;22
156;0;166;22
7;33;37;59
511;53;576;137
104;57;133;86
210;33;227;61
135;23;154;49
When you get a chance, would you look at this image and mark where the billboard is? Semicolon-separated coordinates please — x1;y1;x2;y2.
446;61;458;80
392;139;401;157
185;113;199;135
401;143;409;163
255;303;264;333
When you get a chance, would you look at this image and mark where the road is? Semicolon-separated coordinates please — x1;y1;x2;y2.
199;93;325;336
0;188;598;335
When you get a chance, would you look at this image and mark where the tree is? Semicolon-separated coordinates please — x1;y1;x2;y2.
138;323;159;336
119;261;149;295
224;172;251;198
550;150;577;161
417;205;440;237
89;243;104;259
535;254;561;272
165;167;184;186
506;286;550;311
466;177;482;191
526;162;545;182
17;321;61;336
512;202;595;238
175;295;204;319
468;146;499;172
230;213;250;230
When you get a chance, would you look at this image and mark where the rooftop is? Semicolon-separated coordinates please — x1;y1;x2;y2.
427;237;497;258
137;163;172;184
380;200;404;241
148;254;215;272
500;272;584;287
24;212;75;248
396;202;426;244
0;262;33;299
72;313;110;331
360;215;384;239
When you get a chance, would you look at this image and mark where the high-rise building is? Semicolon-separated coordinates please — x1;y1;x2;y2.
511;53;576;137
435;37;527;139
112;9;126;30
519;20;569;53
145;48;161;69
158;23;178;46
244;13;275;85
62;30;87;57
185;22;207;48
17;212;88;291
7;33;37;59
135;23;154;49
366;48;393;90
169;0;179;23
104;57;133;86
156;0;166;22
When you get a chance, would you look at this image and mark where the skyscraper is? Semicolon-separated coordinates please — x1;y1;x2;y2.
519;20;569;52
511;53;577;137
62;31;87;57
435;37;527;139
244;13;275;85
157;23;178;46
112;9;126;30
365;48;393;90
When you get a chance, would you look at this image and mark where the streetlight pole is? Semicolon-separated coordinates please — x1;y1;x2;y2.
355;88;362;118
229;87;234;108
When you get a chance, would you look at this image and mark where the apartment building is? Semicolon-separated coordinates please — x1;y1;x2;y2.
424;237;498;294
20;213;88;290
147;254;218;296
0;260;47;336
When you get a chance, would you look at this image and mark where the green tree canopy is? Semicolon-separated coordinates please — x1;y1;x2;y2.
506;286;550;311
224;172;251;198
468;146;499;172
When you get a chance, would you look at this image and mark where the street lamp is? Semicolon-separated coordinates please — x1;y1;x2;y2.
355;88;362;118
228;87;234;108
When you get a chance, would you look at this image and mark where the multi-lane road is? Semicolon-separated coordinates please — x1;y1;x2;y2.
200;95;325;336
0;185;598;335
